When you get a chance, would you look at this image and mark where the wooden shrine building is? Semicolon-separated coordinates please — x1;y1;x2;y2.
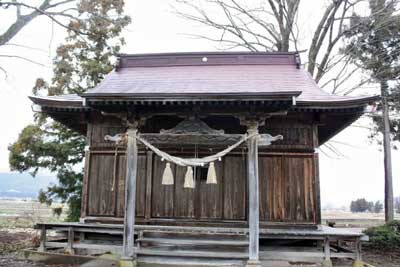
29;52;377;267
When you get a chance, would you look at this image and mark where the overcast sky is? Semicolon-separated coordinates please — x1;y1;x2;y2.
0;0;399;208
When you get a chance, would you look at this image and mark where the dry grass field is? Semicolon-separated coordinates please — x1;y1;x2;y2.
0;199;65;229
322;210;400;229
0;199;65;258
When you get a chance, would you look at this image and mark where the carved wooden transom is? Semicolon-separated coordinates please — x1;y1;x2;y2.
160;118;224;135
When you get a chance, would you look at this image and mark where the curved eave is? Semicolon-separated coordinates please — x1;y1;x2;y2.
294;95;380;111
29;95;88;135
29;93;379;113
29;95;88;112
293;95;379;145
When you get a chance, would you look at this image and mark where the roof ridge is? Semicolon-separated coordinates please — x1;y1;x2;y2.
116;52;300;69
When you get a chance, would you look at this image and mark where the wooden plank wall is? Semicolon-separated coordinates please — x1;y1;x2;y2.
86;151;148;218
258;154;316;223
150;155;247;221
82;115;319;225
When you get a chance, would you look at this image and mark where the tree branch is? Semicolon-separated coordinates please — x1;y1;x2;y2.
0;54;48;67
0;65;8;79
0;0;79;46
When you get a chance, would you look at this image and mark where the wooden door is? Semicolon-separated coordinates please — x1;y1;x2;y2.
174;165;196;218
116;153;147;218
222;156;247;221
87;153;116;216
258;154;317;223
197;162;223;220
259;156;284;221
151;156;176;218
150;154;247;221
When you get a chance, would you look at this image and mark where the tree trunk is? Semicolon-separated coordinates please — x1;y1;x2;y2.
381;80;394;222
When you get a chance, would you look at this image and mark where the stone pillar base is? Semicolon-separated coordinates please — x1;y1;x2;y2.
352;260;364;267
245;259;262;267
321;259;333;267
119;257;137;267
64;248;75;255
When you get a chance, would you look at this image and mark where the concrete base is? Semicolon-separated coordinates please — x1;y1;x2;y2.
352;260;364;267
321;259;333;267
245;259;262;267
119;257;137;267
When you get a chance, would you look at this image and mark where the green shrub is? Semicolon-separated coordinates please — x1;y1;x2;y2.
363;220;400;248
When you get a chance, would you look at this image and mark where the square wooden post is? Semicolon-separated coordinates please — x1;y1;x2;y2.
66;227;75;255
121;127;138;264
246;122;261;267
38;225;46;252
353;238;363;267
322;237;333;267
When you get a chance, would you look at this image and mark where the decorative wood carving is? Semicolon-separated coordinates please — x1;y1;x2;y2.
105;133;283;147
139;133;241;146
160;118;224;135
105;133;126;145
258;134;283;146
104;119;283;148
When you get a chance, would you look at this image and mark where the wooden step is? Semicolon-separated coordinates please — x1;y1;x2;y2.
137;237;248;246
138;244;247;254
142;231;248;241
138;255;244;267
136;248;249;259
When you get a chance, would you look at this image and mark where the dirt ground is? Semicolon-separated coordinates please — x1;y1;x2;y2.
333;247;400;267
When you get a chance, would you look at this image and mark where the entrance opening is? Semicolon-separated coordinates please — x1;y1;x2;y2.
196;166;209;181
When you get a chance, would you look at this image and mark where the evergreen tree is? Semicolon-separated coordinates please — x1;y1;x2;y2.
8;0;130;221
395;196;400;213
350;198;374;212
344;0;400;221
374;201;384;213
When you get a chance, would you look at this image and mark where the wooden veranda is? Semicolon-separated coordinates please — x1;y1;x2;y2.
35;222;367;266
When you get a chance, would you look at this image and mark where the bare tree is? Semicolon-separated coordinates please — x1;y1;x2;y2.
0;0;90;76
0;1;82;45
176;0;399;222
174;0;366;93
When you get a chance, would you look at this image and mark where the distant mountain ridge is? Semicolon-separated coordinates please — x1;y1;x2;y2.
0;172;57;198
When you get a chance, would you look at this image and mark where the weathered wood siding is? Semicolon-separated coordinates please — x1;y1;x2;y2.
258;154;316;223
115;154;147;218
222;156;247;220
149;155;246;221
86;152;147;218
87;153;116;216
82;115;319;225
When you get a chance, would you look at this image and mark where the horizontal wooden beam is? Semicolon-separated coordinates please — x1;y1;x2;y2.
44;241;122;253
104;133;282;147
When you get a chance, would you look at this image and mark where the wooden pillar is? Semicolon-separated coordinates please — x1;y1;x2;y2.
144;151;153;221
66;227;75;255
246;122;261;267
322;237;333;267
122;127;138;260
38;225;46;252
352;238;363;267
